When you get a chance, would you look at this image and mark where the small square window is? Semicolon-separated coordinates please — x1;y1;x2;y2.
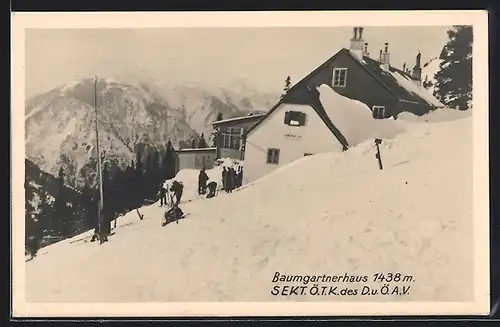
333;68;348;87
266;148;280;164
372;106;386;119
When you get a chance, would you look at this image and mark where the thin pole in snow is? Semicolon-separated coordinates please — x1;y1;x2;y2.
94;76;105;237
375;138;384;170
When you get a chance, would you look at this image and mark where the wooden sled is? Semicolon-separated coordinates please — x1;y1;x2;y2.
161;206;187;226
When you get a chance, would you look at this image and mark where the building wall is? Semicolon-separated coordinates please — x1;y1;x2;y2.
176;150;217;172
287;52;400;118
244;103;344;184
219;148;242;160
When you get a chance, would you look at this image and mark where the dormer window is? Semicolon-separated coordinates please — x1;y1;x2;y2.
333;68;348;87
284;111;306;127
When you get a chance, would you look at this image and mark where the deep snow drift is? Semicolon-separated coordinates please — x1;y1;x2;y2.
318;85;407;147
26;113;473;303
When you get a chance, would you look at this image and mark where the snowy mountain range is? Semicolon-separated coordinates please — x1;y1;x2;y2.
25;76;279;189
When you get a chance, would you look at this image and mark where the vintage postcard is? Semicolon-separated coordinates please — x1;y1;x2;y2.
11;10;490;317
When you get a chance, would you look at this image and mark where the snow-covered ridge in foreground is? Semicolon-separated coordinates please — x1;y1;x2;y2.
26;116;473;303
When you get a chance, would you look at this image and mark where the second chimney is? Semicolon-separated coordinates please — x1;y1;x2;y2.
363;43;369;57
381;42;390;71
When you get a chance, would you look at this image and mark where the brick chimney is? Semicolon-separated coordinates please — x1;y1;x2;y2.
411;51;422;84
380;42;390;71
349;26;364;61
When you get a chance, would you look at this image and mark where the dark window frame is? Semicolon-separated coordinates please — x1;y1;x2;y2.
333;68;348;87
284;111;307;127
372;105;386;119
266;148;280;164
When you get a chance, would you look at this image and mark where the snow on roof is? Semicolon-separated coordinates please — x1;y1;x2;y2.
212;113;265;126
389;70;444;108
176;147;217;153
349;50;367;64
317;84;406;147
397;108;472;123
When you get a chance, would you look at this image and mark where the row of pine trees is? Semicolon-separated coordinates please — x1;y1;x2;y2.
79;140;178;233
27;140;185;243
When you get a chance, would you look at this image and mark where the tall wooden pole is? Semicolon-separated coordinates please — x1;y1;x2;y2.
94;76;104;236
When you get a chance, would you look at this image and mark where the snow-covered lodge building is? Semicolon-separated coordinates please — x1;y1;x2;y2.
241;26;444;184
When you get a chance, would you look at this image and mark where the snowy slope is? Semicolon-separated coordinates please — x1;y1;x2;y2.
26;111;474;304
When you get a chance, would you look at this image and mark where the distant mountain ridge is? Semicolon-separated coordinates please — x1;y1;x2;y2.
24;76;279;189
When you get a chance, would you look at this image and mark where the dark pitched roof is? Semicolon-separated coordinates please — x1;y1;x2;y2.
243;47;443;147
284;48;442;107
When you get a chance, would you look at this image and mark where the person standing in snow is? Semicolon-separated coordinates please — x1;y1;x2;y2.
198;169;209;195
222;167;228;192
170;180;184;205
227;167;235;193
159;183;167;206
235;166;243;188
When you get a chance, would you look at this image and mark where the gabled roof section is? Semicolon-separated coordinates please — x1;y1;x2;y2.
243;88;349;151
243;49;349;139
244;45;443;145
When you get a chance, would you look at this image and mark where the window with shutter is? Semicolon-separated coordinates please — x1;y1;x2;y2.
284;111;291;125
284;111;306;127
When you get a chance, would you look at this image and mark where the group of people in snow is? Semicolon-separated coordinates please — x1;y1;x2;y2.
221;165;243;193
155;162;244;225
158;179;184;207
158;179;185;225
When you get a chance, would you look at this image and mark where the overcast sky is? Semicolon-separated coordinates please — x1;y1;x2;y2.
25;26;451;98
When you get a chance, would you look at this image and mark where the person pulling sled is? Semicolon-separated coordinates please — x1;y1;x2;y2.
162;180;186;226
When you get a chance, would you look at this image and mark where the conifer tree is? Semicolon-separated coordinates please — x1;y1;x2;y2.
53;167;68;236
198;133;208;148
280;76;291;99
433;25;473;110
211;113;223;148
161;141;176;181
